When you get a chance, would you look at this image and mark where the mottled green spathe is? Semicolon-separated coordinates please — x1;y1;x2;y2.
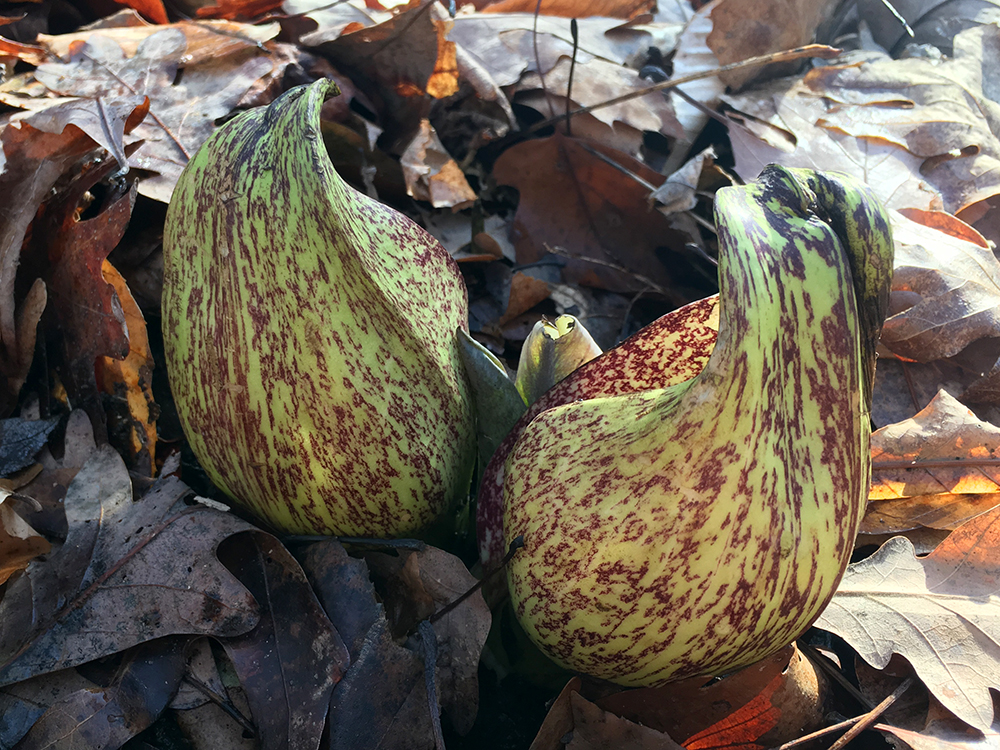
504;166;894;686
162;79;475;536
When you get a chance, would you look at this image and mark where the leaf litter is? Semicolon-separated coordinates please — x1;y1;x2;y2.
5;0;1000;748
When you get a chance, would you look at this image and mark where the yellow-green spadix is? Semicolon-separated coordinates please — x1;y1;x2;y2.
500;166;894;685
162;79;475;536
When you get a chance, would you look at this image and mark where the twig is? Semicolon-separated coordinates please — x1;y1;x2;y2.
564;19;579;136
430;536;524;624
526;44;842;135
799;641;874;711
777;715;863;750
826;677;913;750
182;674;257;737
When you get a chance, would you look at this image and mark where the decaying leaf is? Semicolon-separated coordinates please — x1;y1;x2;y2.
96;262;157;475
13;638;188;750
816;502;1000;732
218;531;350;750
0;416;59;477
0;447;259;687
400;119;477;209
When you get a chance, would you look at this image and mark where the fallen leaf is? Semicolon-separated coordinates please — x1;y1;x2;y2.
447;14;648;88
96;262;157;475
14;638;188;750
37;19;280;66
706;0;841;89
862;493;1000;534
400;119;477;209
493;132;696;296
365;545;492;734
196;0;285;18
725;26;1000;216
0;96;145;412
0;447;259;687
0;668;100;749
218;532;350;750
881;211;1000;362
317;2;458;100
0;416;60;476
870;389;1000;500
481;0;652;18
816;502;1000;732
595;645;825;749
32;27;273;201
112;0;169;24
31;158;136;444
567;692;684;749
514;56;684;153
529;677;583;750
0;490;50;585
300;541;436;750
14;409;98;541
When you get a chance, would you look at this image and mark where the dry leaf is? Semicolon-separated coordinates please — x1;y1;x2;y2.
218;532;350;750
881;211;1000;362
724;26;1000;216
707;0;841;89
32;27;273;201
0;491;50;586
870;389;1000;500
37;19;280;65
816;502;1000;732
481;0;652;18
97;262;157;475
492;132;695;296
400;119;477;209
0;447;259;687
0;97;145;412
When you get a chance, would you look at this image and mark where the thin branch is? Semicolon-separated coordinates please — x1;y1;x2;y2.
526;44;841;135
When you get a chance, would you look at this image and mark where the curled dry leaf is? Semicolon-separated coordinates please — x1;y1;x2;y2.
0;491;50;585
30;159;136;443
96;263;157;475
400;119;477;209
0;447;259;687
816;501;1000;732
